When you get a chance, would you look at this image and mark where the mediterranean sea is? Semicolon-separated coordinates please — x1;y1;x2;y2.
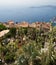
0;6;56;23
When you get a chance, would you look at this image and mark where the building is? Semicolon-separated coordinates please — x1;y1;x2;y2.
3;20;15;28
3;20;50;31
17;21;29;27
29;22;36;28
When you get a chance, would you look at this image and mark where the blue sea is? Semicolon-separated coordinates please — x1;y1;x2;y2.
0;6;56;23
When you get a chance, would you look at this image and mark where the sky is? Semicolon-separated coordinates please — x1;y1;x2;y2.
0;0;56;8
0;0;56;22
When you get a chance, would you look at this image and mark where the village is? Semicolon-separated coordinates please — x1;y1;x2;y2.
3;20;50;30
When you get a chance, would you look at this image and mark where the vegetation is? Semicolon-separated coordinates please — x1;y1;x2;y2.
0;24;7;31
0;22;56;65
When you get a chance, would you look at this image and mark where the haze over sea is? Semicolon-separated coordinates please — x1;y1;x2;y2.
0;5;56;23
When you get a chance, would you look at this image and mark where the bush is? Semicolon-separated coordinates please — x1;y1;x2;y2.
4;52;15;63
0;24;7;31
9;27;16;37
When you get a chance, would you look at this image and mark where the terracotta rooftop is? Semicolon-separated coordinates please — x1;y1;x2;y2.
29;23;36;28
3;21;50;30
18;21;29;27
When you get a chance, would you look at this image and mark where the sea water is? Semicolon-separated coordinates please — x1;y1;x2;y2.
0;6;56;23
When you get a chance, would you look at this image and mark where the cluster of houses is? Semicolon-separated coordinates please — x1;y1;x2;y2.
0;20;51;31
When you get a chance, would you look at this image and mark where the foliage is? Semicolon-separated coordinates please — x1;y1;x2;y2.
17;41;41;65
0;23;56;65
0;24;7;31
0;41;18;64
9;27;16;37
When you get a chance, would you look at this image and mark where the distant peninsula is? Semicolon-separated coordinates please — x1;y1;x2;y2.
30;5;56;8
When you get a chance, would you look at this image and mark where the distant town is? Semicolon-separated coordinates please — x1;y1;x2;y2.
0;20;50;31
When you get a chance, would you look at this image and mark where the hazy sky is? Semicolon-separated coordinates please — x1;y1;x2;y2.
0;0;56;8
